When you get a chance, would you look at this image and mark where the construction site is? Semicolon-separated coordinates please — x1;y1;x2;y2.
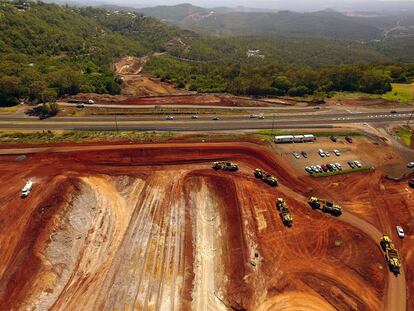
0;134;412;311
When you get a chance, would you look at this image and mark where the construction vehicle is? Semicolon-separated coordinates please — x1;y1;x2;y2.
21;180;33;198
380;235;401;275
276;198;293;227
212;161;238;171
308;196;342;216
254;168;278;186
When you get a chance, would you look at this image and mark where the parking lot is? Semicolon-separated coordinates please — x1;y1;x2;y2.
273;136;371;175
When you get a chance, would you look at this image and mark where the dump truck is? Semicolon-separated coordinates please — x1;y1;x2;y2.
254;168;278;186
276;198;293;227
380;235;401;275
308;196;342;216
212;161;238;171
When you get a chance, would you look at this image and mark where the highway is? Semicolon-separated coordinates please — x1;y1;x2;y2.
0;110;412;131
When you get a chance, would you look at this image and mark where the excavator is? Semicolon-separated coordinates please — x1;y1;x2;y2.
308;196;342;216
276;198;293;227
254;168;278;187
212;161;238;171
380;235;401;275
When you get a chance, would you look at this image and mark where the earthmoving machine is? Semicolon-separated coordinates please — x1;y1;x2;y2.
276;198;293;227
380;235;401;275
212;161;238;171
254;168;278;186
308;196;342;216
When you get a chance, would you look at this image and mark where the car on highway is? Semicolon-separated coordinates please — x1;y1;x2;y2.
212;116;220;120
330;136;338;142
165;116;174;120
354;160;362;168
345;136;353;143
335;163;342;170
318;149;325;157
76;103;85;108
249;114;259;118
390;110;397;114
191;115;199;119
348;160;355;168
301;151;308;158
407;162;414;169
258;115;265;119
293;152;300;159
333;149;341;156
87;99;95;104
396;226;405;238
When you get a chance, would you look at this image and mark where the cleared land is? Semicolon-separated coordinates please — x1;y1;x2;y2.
0;140;411;310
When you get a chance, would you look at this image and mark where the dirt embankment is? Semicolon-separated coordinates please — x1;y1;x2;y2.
0;142;411;310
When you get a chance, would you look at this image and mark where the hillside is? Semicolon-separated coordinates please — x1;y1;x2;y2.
0;1;181;106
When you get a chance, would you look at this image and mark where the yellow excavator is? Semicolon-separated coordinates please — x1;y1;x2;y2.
254;168;278;187
380;235;401;275
276;198;293;227
308;196;342;217
212;161;238;171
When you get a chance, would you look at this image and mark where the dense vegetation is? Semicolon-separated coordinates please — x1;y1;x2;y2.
145;55;413;96
0;1;179;106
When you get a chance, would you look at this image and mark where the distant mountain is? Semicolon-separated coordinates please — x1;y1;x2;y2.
137;5;412;40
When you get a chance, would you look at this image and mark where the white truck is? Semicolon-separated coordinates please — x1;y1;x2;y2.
21;180;33;198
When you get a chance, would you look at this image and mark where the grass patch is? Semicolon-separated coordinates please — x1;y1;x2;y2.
0;105;22;114
332;82;414;104
395;127;413;146
312;166;371;177
0;130;176;144
256;129;362;137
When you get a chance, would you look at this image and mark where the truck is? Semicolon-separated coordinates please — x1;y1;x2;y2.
274;135;294;143
380;235;401;275
21;180;33;198
276;198;293;227
212;161;238;171
254;168;278;187
308;196;342;216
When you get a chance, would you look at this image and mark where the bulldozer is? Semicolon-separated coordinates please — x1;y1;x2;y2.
380;235;401;275
308;196;342;216
254;168;278;187
212;161;238;171
276;198;293;227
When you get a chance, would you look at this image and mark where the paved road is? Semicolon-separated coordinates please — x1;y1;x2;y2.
0;110;412;131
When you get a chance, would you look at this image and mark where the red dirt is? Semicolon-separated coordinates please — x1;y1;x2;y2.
0;142;411;310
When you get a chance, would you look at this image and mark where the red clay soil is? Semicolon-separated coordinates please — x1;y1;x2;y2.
0;142;411;310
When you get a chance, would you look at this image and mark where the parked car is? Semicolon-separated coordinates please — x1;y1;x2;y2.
335;163;342;170
396;226;405;238
345;136;353;143
301;151;308;158
333;149;341;156
354;160;362;168
166;115;174;120
327;164;334;171
325;151;330;157
318;149;325;157
348;160;355;168
305;166;313;174
321;164;328;172
330;136;337;142
316;165;323;172
293;152;300;159
407;162;414;169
